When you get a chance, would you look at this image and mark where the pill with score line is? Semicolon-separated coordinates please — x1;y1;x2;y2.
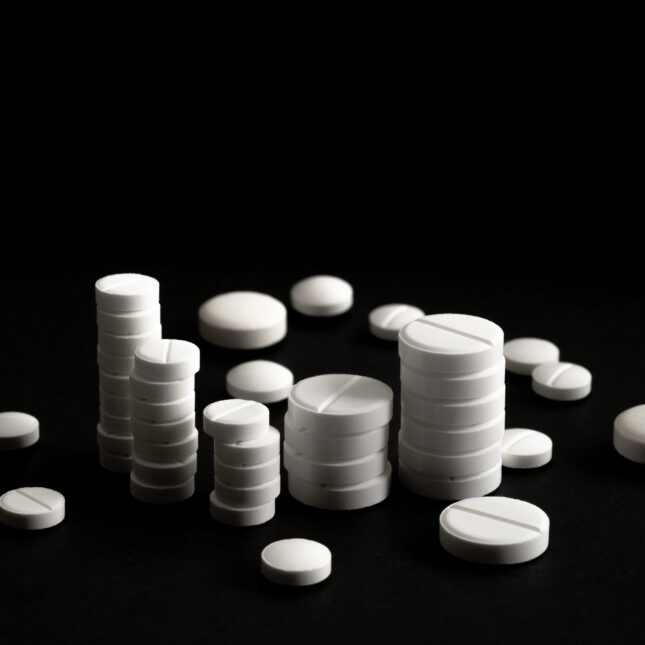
531;362;591;401
369;304;424;340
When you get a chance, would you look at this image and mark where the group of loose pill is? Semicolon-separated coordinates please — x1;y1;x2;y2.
0;274;643;586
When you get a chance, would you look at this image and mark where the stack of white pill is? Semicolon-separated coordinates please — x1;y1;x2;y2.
129;339;200;503
398;314;506;500
203;400;281;526
284;374;393;510
95;274;162;473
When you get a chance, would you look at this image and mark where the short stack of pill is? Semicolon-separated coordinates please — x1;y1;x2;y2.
129;339;200;503
284;374;393;510
203;400;280;526
398;314;505;500
95;274;161;473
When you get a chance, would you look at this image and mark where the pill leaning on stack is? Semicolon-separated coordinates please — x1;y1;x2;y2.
398;314;505;500
129;339;200;503
95;274;161;473
284;374;393;510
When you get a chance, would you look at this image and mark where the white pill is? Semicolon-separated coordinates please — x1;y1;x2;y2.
99;410;131;436
215;476;281;507
132;453;197;487
214;455;280;487
99;371;130;396
399;314;504;374
96;304;161;335
226;360;294;404
130;473;194;504
261;538;331;586
97;346;134;376
401;386;506;428
199;291;287;350
398;460;501;500
215;427;280;466
209;491;275;526
131;413;195;444
290;275;353;317
99;389;131;418
401;358;505;401
133;428;198;462
502;429;552;469
95;273;159;313
289;374;393;435
97;423;132;455
0;487;65;530
288;461;391;510
99;450;133;473
401;412;505;453
134;339;200;381
129;372;194;403
131;392;196;424
440;496;550;565
613;404;645;464
0;412;39;450
98;325;162;356
532;362;592;401
503;338;560;375
369;304;424;341
203;399;269;443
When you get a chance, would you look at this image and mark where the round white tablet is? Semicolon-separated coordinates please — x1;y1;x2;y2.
0;487;65;530
199;291;287;349
215;426;280;466
131;392;196;424
130;372;194;403
99;450;133;473
613;404;645;464
97;346;134;376
261;538;331;586
95;273;159;312
98;325;162;356
0;412;39;450
99;390;130;418
99;371;130;396
97;423;132;455
130;473;194;504
203;400;269;443
99;410;131;436
133;428;198;462
131;413;196;444
134;339;200;381
369;304;424;341
502;429;552;469
439;496;550;565
214;455;280;487
209;491;275;526
226;360;294;403
216;476;281;507
132;453;197;486
503;338;560;375
290;275;353;317
96;304;161;335
532;362;591;401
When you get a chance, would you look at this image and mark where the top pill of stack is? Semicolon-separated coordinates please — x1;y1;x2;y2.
134;339;200;380
95;274;160;313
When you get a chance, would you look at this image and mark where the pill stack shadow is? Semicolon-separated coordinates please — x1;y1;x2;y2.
129;339;200;503
397;314;506;500
204;400;281;526
95;274;162;473
284;374;393;510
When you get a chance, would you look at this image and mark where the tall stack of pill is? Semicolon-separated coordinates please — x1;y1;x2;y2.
203;400;280;526
129;339;200;503
284;374;393;510
95;274;161;473
398;314;505;500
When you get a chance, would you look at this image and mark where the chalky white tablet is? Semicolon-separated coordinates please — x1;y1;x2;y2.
96;304;161;335
261;538;331;586
531;362;592;401
131;413;195;444
289;374;393;435
226;360;294;404
215;476;281;507
502;429;552;469
439;496;550;564
130;473;194;504
97;346;134;375
95;273;159;312
199;291;287;349
203;399;269;443
99;450;133;473
613;404;645;464
131;392;196;423
97;423;133;455
214;426;280;466
209;491;275;526
214;455;280;487
0;412;39;450
132;453;197;486
98;325;162;356
399;314;504;374
99;410;131;436
503;338;560;375
99;371;130;396
99;389;131;418
288;461;392;510
133;428;198;462
369;304;424;341
129;371;194;402
0;487;65;530
290;275;353;317
134;339;200;381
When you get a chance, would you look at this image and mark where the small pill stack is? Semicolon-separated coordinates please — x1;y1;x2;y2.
284;374;393;510
203;400;281;526
95;274;162;473
398;314;506;500
129;339;200;503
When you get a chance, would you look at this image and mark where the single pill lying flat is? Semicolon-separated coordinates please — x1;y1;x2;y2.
203;400;269;443
613;404;645;464
439;496;550;565
226;360;294;404
95;274;159;312
502;429;552;469
369;304;424;341
503;338;560;375
134;339;200;381
209;491;275;526
532;362;592;401
261;538;332;586
290;275;353;317
0;487;65;530
0;412;39;450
